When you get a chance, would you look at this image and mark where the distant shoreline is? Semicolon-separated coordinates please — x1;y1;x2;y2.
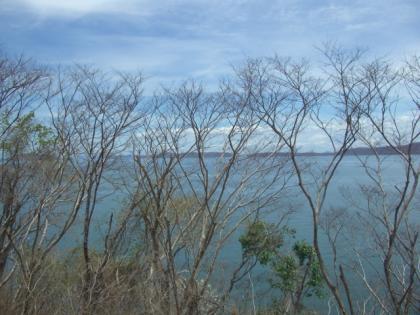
136;142;420;158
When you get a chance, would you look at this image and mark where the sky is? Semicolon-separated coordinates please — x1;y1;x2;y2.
1;0;419;89
1;0;419;151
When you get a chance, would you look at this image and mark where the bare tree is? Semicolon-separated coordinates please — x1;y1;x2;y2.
1;47;418;315
342;54;420;315
127;80;291;315
46;66;145;314
239;45;385;314
0;53;48;285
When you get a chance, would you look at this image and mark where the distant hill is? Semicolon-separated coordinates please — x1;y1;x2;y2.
344;142;420;155
135;142;420;159
247;142;420;158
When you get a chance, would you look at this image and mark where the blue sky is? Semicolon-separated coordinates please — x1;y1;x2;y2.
1;0;419;151
1;0;419;89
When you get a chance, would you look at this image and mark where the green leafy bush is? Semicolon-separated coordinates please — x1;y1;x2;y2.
240;221;325;313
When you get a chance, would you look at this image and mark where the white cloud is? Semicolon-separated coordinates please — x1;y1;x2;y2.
1;0;418;98
4;0;241;18
4;0;145;17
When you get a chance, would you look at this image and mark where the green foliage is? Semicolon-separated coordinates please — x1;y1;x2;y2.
273;240;325;299
239;220;284;265
293;241;314;265
239;221;325;311
1;111;55;154
272;255;298;292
